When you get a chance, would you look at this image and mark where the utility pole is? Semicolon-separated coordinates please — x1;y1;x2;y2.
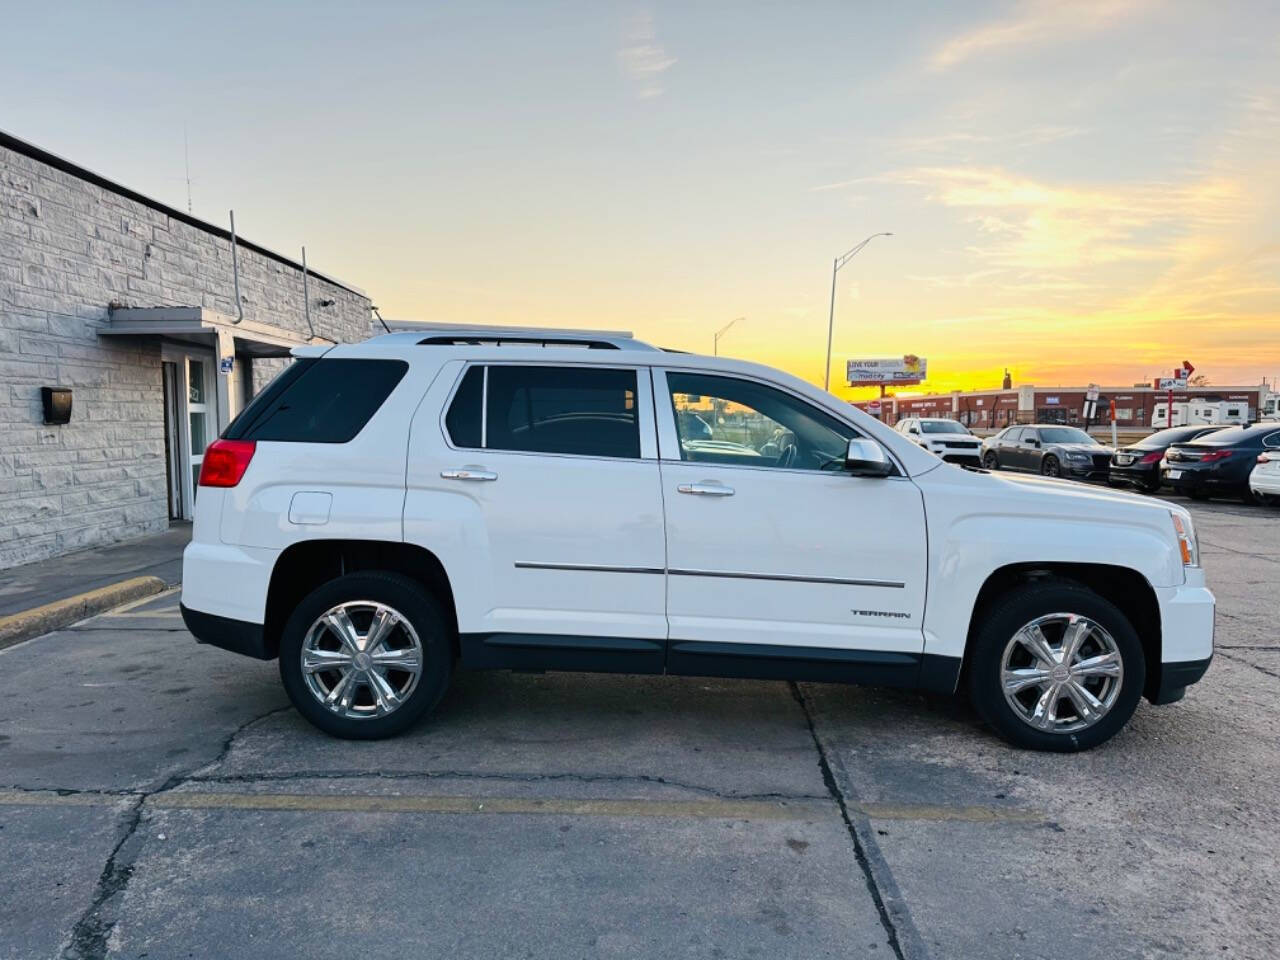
825;233;891;391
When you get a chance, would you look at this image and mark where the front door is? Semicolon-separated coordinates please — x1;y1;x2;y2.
654;369;928;683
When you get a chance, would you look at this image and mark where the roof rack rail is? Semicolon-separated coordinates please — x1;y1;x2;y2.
378;322;658;352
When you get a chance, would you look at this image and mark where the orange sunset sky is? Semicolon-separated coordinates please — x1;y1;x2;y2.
4;1;1278;401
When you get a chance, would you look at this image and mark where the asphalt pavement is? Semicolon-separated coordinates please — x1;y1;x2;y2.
0;499;1276;960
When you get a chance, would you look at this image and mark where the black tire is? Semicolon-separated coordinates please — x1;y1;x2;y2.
279;571;453;740
982;451;999;470
1239;487;1258;505
966;580;1145;752
1041;456;1060;477
1140;478;1162;494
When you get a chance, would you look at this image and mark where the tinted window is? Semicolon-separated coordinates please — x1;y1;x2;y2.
667;372;855;472
1040;427;1096;444
1134;426;1218;449
921;420;968;434
230;358;408;443
486;366;639;458
223;357;315;439
445;366;484;448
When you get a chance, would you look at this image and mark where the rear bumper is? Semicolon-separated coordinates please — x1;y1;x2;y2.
1250;472;1280;496
1164;465;1248;493
1109;463;1160;487
181;603;272;660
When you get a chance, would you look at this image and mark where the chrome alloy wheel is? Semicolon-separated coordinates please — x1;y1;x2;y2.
1000;613;1123;734
301;601;424;720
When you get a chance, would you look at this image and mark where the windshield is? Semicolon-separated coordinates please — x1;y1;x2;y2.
1039;427;1096;444
921;420;968;434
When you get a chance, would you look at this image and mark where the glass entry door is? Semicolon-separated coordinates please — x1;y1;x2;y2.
160;344;216;520
186;356;213;497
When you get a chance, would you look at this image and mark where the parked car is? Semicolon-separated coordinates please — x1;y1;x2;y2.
981;425;1113;480
1109;426;1226;493
1163;423;1280;502
182;324;1214;753
1249;451;1280;505
895;417;983;466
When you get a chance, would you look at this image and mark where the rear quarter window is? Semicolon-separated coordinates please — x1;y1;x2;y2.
226;358;408;443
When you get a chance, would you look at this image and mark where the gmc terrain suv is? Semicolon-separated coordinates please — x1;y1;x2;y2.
181;325;1214;752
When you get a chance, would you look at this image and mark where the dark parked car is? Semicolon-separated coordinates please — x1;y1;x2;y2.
1163;422;1280;502
1109;425;1226;493
981;424;1113;480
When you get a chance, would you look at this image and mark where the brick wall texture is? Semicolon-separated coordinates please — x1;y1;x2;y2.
0;140;373;569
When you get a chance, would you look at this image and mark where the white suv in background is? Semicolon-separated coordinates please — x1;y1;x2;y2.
896;417;983;467
181;325;1214;752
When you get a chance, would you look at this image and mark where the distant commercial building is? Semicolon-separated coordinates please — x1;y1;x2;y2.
858;383;1270;430
1;131;374;569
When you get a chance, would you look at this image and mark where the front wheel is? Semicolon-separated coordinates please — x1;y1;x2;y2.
967;581;1145;752
279;571;453;739
1041;456;1060;477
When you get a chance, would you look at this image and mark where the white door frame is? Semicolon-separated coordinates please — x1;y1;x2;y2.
161;341;217;520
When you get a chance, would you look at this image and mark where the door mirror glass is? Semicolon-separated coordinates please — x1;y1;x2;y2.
845;438;892;477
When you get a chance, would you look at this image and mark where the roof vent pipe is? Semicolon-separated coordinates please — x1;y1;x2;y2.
228;210;243;324
301;246;316;339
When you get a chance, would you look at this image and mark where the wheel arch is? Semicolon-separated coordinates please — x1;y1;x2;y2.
960;562;1163;702
263;539;458;660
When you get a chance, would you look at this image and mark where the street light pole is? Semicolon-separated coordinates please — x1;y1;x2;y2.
714;316;742;356
824;232;892;392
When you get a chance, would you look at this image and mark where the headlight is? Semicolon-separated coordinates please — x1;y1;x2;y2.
1065;452;1089;462
1171;511;1199;567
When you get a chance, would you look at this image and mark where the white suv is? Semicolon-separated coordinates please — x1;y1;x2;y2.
181;325;1214;751
896;417;983;467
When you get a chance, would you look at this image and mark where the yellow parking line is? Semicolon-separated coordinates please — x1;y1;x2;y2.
0;788;1045;824
149;792;830;820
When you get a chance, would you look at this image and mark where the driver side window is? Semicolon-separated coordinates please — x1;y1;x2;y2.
666;372;855;472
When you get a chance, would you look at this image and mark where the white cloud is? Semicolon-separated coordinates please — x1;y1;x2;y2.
930;0;1157;71
618;11;677;99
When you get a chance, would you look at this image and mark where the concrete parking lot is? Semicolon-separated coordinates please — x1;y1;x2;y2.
1;499;1276;960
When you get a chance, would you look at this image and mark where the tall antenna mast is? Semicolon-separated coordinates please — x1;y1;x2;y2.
183;123;193;214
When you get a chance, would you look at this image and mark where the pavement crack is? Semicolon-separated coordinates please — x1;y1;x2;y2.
1217;649;1280;680
59;795;146;960
790;681;930;960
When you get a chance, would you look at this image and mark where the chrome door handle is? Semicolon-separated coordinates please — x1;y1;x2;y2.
677;482;734;497
441;468;498;481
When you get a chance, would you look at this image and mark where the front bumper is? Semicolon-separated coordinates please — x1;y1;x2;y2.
1149;579;1215;704
1063;459;1108;481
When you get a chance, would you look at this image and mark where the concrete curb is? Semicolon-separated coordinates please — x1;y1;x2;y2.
0;576;169;650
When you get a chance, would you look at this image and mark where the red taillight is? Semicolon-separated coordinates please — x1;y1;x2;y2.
198;439;256;487
1200;449;1232;464
1140;451;1163;464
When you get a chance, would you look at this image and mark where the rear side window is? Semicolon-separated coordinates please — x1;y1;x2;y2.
444;366;484;448
226;358;408;443
485;365;639;458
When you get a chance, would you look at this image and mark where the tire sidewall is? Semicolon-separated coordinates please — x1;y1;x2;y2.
1041;456;1059;477
967;582;1146;752
279;572;453;740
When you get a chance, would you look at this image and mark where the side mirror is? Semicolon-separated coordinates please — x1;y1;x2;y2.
845;438;893;477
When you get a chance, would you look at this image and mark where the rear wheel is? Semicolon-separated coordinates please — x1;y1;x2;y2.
1140;477;1162;494
967;581;1145;752
279;572;453;739
982;451;1000;470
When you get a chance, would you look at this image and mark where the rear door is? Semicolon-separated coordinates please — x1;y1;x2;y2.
404;360;667;672
654;368;927;684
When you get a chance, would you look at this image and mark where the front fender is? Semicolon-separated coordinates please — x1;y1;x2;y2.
923;512;1182;663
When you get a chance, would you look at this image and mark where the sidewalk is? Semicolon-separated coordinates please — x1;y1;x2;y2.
0;523;190;647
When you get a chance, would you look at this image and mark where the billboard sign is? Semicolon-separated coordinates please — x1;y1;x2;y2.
847;355;927;386
1156;377;1187;390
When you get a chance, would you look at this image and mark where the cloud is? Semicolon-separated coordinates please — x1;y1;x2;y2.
930;0;1156;71
618;11;677;99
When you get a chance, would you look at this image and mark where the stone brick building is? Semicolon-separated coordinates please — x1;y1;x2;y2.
0;130;374;569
